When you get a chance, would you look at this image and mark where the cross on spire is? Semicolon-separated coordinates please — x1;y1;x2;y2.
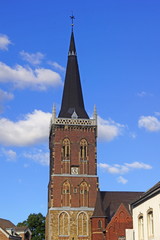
70;14;75;30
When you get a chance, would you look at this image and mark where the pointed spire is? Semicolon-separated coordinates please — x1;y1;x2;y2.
58;29;89;119
68;31;76;56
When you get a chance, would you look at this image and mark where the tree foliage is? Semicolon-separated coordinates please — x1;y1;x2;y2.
17;213;45;240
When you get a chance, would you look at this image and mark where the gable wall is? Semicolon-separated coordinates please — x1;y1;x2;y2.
106;204;133;240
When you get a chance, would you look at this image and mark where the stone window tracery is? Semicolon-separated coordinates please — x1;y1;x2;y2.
77;212;88;236
62;181;70;206
62;138;70;173
79;181;88;207
62;138;70;160
80;139;88;174
59;212;69;236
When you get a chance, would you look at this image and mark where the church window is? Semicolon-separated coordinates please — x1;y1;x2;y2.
138;214;144;240
80;139;88;174
79;181;88;207
62;138;70;160
147;209;154;238
77;212;88;236
80;139;87;159
62;138;70;173
59;212;69;236
62;181;70;206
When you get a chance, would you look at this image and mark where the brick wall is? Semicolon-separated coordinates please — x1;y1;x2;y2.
106;204;133;240
0;230;8;240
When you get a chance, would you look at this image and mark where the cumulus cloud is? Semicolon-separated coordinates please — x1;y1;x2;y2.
98;161;152;174
23;149;49;166
48;61;65;72
97;116;125;141
117;176;128;184
20;51;45;65
0;62;62;90
1;148;17;161
138;116;160;132
0;110;51;146
125;161;152;169
0;34;11;50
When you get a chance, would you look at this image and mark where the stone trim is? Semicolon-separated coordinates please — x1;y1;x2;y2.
52;117;96;126
51;174;97;178
49;207;94;211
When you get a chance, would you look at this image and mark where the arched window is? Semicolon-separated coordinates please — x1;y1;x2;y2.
80;139;88;174
98;220;102;229
79;181;88;207
62;181;70;206
62;138;70;160
147;209;154;238
80;139;87;160
59;212;69;236
77;212;88;236
138;214;144;240
62;138;70;174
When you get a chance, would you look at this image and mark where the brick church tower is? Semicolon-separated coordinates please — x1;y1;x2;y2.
45;28;99;240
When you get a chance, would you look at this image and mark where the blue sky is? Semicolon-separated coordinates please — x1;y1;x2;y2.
0;0;160;225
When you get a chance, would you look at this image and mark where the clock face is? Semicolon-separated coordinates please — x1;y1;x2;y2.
71;167;79;175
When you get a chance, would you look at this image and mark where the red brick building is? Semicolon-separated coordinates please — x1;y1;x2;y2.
0;218;31;240
45;26;142;240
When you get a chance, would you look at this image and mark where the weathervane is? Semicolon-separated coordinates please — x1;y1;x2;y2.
70;14;75;30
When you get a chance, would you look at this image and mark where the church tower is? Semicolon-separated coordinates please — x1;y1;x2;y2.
45;26;98;240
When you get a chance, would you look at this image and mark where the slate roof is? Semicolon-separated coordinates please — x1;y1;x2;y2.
58;30;89;119
131;181;160;208
92;191;143;222
92;190;106;217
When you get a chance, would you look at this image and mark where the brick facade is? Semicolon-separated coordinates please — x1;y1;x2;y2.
46;120;98;240
106;204;133;240
0;230;8;240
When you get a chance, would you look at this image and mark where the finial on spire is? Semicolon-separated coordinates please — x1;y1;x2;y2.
70;14;75;31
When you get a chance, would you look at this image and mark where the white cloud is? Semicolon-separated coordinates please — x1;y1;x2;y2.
117;176;128;184
98;163;129;174
48;61;65;72
97;116;125;141
0;110;52;146
0;62;62;90
23;149;49;166
125;161;152;169
138;116;160;132
1;148;17;162
98;161;152;174
0;89;14;102
0;34;11;50
20;51;45;65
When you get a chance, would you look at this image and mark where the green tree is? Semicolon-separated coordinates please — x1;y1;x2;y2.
17;213;45;240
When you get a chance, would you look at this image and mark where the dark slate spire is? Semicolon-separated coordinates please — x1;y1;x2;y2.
58;30;89;119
